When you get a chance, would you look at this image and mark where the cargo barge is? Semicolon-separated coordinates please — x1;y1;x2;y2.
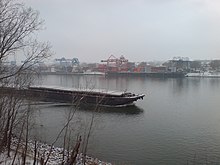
0;86;145;107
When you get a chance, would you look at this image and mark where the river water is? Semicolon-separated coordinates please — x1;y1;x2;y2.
32;75;220;165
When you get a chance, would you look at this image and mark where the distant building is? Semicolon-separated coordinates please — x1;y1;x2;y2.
151;66;167;73
166;57;190;72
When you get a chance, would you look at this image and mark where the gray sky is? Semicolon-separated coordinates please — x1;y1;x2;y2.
25;0;220;63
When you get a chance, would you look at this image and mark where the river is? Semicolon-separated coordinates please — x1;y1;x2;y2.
32;74;220;165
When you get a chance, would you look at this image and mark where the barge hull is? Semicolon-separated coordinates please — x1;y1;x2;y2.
0;87;145;107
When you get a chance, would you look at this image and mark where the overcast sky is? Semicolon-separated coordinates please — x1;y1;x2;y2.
24;0;220;63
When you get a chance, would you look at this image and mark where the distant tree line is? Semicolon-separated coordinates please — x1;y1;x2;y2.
210;60;220;70
163;59;220;72
190;60;220;71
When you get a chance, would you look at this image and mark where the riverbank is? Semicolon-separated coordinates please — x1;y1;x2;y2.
39;71;105;76
0;137;111;165
37;71;186;78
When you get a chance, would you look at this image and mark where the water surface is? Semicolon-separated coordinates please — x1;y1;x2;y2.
33;75;220;165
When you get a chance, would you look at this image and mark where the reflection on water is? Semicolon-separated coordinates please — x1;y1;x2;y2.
78;104;144;115
39;102;144;115
32;75;220;165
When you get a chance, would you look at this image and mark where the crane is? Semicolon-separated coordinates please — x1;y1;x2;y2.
101;55;129;72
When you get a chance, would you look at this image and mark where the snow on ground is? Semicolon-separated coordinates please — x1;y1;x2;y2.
0;138;111;165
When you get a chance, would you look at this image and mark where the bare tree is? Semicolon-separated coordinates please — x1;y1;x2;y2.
1;2;107;164
0;0;51;158
0;0;51;82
